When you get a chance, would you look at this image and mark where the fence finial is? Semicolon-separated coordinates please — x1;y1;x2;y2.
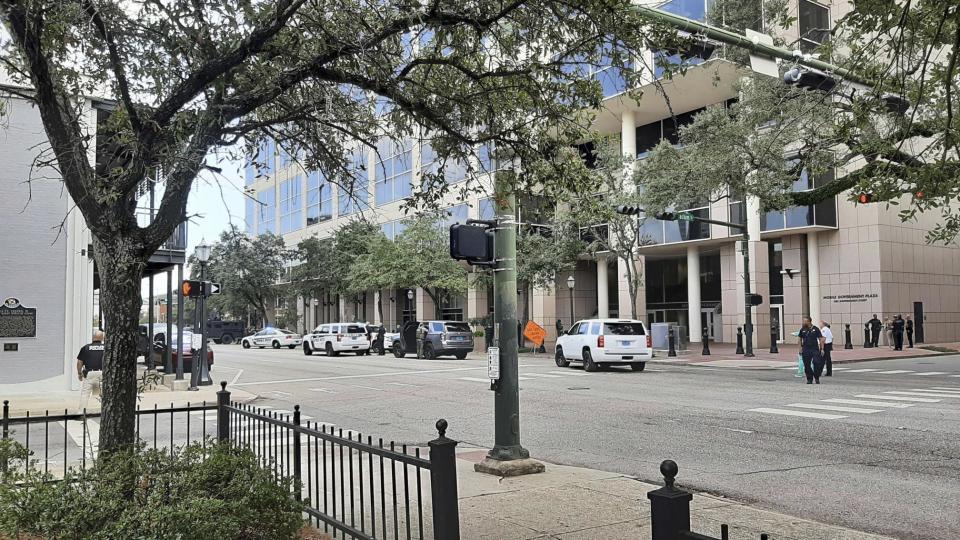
436;418;448;438
660;459;678;487
220;381;227;391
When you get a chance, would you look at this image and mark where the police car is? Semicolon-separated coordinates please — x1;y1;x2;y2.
240;328;303;349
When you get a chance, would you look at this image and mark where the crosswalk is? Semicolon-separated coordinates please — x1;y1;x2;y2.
776;366;960;377
748;386;960;421
457;370;588;383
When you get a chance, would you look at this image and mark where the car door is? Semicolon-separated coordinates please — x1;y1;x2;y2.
563;323;581;359
573;321;592;358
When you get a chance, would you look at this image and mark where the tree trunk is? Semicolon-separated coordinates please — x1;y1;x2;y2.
93;238;146;454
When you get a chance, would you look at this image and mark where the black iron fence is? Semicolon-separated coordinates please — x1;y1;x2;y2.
216;383;460;540
649;460;770;540
1;399;216;477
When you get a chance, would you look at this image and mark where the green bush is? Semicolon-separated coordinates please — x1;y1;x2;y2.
0;439;304;540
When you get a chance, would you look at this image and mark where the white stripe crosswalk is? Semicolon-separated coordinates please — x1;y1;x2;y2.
855;394;941;402
885;391;960;398
915;372;948;376
774;367;958;378
875;370;914;374
823;398;914;408
750;385;956;421
748;408;848;420
785;403;882;414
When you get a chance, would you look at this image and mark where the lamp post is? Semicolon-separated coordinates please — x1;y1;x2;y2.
190;240;212;389
566;275;576;327
406;289;414;323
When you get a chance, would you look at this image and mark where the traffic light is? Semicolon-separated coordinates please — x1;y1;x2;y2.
654;212;677;221
857;193;873;204
614;205;643;215
181;280;203;298
783;67;838;93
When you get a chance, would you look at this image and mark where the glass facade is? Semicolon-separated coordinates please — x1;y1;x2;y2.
479;198;496;220
659;0;706;21
245;197;256;235
653;49;707;79
442;204;469;228
762;168;837;231
339;150;369;216
799;0;830;53
380;220;408;241
257;188;276;235
645;253;721;307
636;107;705;157
422;141;468;184
375;140;413;205
279;176;303;234
246;139;275;185
307;171;333;225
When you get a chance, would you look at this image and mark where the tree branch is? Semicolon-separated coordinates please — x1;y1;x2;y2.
81;0;141;134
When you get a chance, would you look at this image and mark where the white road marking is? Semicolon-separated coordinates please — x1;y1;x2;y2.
351;385;385;391
749;407;848;420
523;373;564;378
856;394;941;403
823;398;914;408
952;375;960;378
232;366;488;387
270;391;292;397
517;376;533;381
548;371;587;376
387;382;420;388
458;377;491;383
786;403;882;414
875;370;915;374
309;388;336;393
915;372;948;376
885;391;960;398
273;409;293;414
230;368;244;386
830;367;850;371
931;387;960;391
844;369;880;373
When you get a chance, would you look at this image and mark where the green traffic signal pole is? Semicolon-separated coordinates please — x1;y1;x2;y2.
634;5;871;86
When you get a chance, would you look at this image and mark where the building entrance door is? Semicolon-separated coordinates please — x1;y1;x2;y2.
770;305;785;343
700;308;716;340
913;302;924;343
646;310;665;324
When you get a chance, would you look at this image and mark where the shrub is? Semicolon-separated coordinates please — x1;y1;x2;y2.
0;439;303;540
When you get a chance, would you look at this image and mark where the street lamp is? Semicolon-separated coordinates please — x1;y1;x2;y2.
406;289;414;322
190;240;212;389
566;275;575;327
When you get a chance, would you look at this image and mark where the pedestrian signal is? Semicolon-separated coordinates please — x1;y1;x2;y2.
857;193;873;204
181;280;203;298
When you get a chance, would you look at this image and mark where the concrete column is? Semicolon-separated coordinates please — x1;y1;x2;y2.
617;255;646;320
807;232;821;323
416;287;436;320
621;110;636;157
338;295;346;322
596;257;609;319
687;246;702;343
746;195;761;242
373;290;382;325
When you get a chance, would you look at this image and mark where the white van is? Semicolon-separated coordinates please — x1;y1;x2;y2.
555;319;652;372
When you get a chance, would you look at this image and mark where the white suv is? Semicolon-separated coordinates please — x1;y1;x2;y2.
304;323;371;356
555;319;652;372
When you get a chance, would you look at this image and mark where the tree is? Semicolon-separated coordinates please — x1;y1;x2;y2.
567;141;651;319
393;212;469;309
1;0;674;451
639;4;960;243
196;228;289;328
348;230;403;323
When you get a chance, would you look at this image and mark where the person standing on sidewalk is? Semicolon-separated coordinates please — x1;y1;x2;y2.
374;325;386;355
885;317;895;349
893;315;905;351
798;317;825;384
76;330;105;411
868;314;882;347
906;315;914;348
820;321;834;376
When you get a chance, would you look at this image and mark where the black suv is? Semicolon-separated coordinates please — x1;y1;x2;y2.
392;320;474;359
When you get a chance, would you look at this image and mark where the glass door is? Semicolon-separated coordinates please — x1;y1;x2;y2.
770;305;785;343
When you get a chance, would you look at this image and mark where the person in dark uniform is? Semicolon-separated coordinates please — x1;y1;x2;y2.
375;325;386;355
892;315;905;351
797;316;825;384
555;319;564;337
868;314;882;347
906;315;914;348
76;330;105;410
415;323;427;359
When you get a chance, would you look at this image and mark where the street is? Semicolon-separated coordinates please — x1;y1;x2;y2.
213;346;960;540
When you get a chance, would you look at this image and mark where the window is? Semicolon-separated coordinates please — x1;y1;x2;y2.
279;176;303;234
478;143;496;173
568;323;580;335
799;0;830;53
381;220;408;241
636;107;705;158
430;322;444;333
603;322;645;335
659;0;706;21
339;150;369;216
577;324;590;335
245;197;256;235
422;141;468;185
246;139;275;184
653;49;707;79
257;188;276;235
375;140;413;205
442;204;469;228
479;198;496;220
307;171;333;225
588;322;601;335
761;167;837;231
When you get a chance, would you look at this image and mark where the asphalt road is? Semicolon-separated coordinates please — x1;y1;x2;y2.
199;347;960;538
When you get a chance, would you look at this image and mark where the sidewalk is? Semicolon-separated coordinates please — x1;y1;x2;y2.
3;384;257;416
454;449;891;540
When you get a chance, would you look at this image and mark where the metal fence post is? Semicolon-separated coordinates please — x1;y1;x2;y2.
647;460;693;540
428;419;460;540
216;381;230;442
2;400;8;473
293;405;302;501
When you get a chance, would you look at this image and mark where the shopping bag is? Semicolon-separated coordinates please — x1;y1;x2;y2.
796;353;804;377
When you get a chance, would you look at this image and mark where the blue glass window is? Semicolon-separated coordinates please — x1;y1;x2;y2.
660;0;706;21
421;141;468;185
339;150;369;216
307;171;333;225
257;188;276;235
279;176;303;234
443;204;469;227
375;140;413;205
479;198;496;220
245;197;256;235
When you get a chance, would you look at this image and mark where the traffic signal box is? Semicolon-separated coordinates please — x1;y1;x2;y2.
181;280;203;298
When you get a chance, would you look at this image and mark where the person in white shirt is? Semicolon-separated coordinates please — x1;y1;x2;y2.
820;321;834;376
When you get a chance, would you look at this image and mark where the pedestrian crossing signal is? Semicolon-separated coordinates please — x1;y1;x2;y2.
857;193;873;204
181;280;203;298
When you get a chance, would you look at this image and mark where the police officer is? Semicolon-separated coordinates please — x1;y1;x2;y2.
76;330;105;410
867;314;882;347
375;325;386;355
415;323;427;359
555;319;564;337
906;315;914;348
893;314;905;351
797;316;825;384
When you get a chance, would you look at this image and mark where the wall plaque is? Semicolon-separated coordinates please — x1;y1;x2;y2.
0;297;37;338
822;293;879;304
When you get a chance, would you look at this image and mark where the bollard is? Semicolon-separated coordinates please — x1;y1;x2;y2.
864;324;872;348
735;327;744;355
769;324;779;354
648;460;693;540
701;327;710;356
668;327;677;357
844;323;853;349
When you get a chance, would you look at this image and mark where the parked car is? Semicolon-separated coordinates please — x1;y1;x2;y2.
206;319;246;345
555;319;651;372
392;320;473;359
240;328;303;349
152;330;214;373
303;323;370;356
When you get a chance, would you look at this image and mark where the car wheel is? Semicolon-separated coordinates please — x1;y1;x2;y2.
555;347;570;367
631;362;646;372
272;340;281;349
326;343;339;357
455;352;468;360
393;344;404;358
288;344;296;349
242;340;251;349
221;334;234;345
303;343;313;356
582;349;598;372
423;343;436;360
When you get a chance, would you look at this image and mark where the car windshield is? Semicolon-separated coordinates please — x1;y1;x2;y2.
603;322;645;335
346;325;366;333
445;323;471;333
